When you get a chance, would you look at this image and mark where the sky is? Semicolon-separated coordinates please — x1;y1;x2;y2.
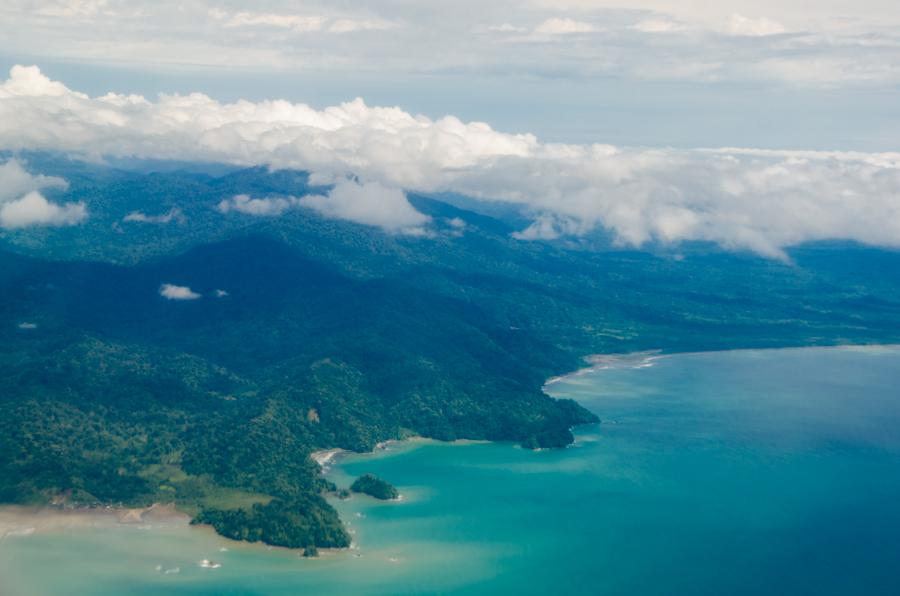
0;1;899;257
1;0;900;149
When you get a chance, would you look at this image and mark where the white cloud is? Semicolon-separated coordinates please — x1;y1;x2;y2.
209;9;396;35
215;289;229;297
2;66;900;257
632;19;683;33
217;194;303;217
0;159;86;229
531;1;899;31
300;180;430;232
159;284;201;300
534;17;597;35
17;321;37;329
512;215;562;240
0;158;67;202
220;181;430;232
221;12;325;32
0;191;87;229
445;216;467;236
724;13;787;37
489;23;528;33
123;207;183;223
328;18;397;33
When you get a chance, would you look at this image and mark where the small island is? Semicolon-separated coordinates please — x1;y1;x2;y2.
350;474;399;500
191;497;350;550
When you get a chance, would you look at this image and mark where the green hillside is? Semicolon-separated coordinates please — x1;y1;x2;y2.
2;155;900;548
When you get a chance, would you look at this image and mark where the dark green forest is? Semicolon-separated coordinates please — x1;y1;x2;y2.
2;153;900;548
351;474;400;500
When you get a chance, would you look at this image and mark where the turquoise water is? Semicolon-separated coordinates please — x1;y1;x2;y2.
3;346;900;595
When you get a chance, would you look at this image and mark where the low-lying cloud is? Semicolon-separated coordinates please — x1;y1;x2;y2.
2;65;900;258
217;194;302;217
0;158;87;229
299;180;430;233
159;284;201;300
218;181;429;233
123;207;183;224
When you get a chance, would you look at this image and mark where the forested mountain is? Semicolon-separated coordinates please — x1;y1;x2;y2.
3;154;900;548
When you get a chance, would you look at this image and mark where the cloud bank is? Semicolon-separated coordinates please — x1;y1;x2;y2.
2;66;900;257
0;158;86;229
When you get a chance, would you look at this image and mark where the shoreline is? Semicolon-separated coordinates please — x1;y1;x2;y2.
9;344;897;551
542;343;900;390
0;503;189;539
543;350;664;389
310;436;437;473
310;436;492;492
0;503;354;560
310;448;346;470
313;344;900;473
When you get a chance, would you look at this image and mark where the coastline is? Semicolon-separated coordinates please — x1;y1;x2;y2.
10;344;898;551
0;503;189;539
6;347;900;593
542;343;900;390
543;350;664;389
312;436;495;469
310;448;346;471
310;436;438;473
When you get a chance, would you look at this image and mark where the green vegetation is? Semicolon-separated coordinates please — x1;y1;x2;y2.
192;496;349;549
2;155;900;548
350;474;399;500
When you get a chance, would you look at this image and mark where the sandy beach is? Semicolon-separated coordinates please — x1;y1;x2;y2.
310;448;346;470
543;350;664;389
0;503;188;539
310;437;432;471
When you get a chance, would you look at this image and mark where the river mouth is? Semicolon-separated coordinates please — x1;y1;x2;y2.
4;345;900;595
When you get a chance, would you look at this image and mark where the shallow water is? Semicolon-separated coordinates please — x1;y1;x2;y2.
3;346;900;595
